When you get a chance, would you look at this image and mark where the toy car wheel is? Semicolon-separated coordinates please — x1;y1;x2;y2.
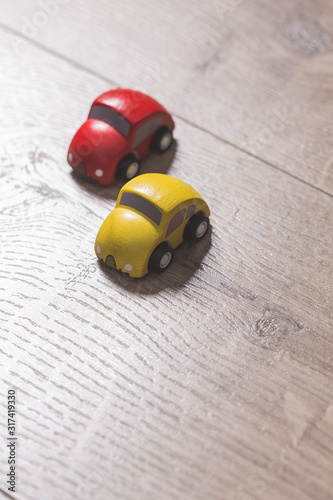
116;154;141;181
184;213;210;242
148;242;174;273
151;126;173;154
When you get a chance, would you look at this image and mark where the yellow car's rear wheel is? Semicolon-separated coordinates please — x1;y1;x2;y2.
184;213;210;242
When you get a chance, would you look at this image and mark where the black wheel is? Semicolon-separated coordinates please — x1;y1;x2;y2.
151;126;173;154
148;242;174;273
116;154;141;181
184;213;210;242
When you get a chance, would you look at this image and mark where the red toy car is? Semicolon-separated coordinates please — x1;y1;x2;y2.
67;89;175;185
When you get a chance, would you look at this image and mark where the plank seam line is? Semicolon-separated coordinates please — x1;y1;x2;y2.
1;23;332;199
174;115;333;199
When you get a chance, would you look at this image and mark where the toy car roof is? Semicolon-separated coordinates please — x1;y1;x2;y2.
93;89;169;125
120;174;208;214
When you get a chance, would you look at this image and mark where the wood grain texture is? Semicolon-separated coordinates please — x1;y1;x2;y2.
0;3;332;500
2;0;333;194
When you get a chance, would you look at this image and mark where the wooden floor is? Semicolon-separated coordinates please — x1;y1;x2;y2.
0;1;332;499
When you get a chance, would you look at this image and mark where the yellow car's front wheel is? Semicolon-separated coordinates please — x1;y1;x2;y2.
148;242;174;273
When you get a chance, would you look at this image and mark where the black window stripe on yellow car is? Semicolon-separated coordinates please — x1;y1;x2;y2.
119;192;162;226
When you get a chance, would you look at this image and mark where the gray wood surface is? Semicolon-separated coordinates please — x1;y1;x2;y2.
2;0;333;194
0;1;332;500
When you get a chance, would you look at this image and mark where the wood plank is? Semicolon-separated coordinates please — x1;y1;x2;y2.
0;27;332;500
1;0;333;194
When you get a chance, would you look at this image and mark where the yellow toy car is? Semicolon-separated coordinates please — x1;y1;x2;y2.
95;173;210;278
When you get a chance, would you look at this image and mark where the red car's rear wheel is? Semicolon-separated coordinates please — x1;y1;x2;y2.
151;126;173;154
